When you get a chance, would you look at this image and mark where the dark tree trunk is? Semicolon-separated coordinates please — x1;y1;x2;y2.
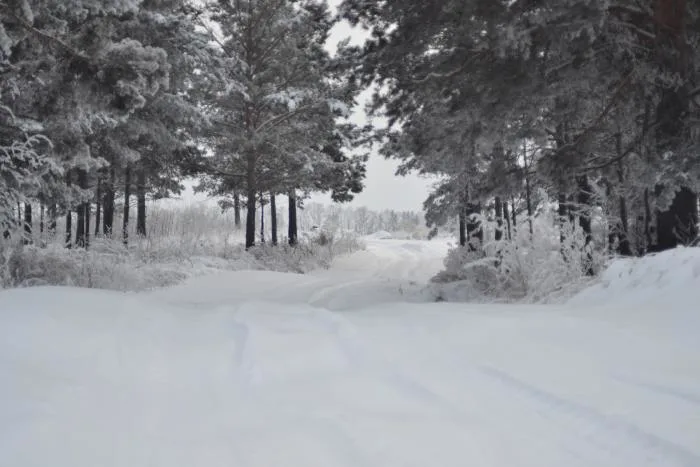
270;192;278;246
644;188;654;252
259;192;265;244
523;144;534;237
503;201;512;241
48;203;57;237
17;202;21;226
288;191;298;246
84;201;90;249
65;211;72;249
83;170;90;249
577;175;594;275
23;203;32;244
94;181;101;237
245;190;256;249
568;194;576;225
136;167;147;237
103;165;115;236
76;170;87;248
614;138;632;256
577;176;593;244
458;208;467;247
234;193;242;229
76;203;85;248
123;165;131;246
616;194;632;256
39;202;45;235
245;154;257;249
608;222;617;255
558;192;568;246
511;197;517;228
494;196;504;242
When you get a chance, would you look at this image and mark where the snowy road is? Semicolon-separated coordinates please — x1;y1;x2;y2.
1;239;699;466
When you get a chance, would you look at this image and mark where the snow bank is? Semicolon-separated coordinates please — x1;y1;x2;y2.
569;247;700;308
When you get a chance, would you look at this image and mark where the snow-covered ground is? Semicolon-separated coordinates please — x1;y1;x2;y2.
1;239;699;466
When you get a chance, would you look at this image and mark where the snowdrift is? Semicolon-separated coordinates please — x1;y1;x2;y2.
569;247;700;308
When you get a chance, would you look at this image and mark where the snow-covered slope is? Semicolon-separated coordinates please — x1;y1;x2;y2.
570;247;700;307
1;240;699;467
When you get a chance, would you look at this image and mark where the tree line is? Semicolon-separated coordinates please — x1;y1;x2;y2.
340;0;700;268
1;0;366;250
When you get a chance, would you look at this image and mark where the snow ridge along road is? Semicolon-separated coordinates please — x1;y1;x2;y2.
1;238;699;466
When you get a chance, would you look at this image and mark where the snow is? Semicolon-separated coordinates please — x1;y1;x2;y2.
1;240;699;467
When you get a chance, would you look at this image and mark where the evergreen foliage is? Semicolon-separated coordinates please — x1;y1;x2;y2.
341;0;700;267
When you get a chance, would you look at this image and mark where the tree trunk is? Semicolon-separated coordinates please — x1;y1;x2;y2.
48;203;57;237
65;211;72;249
494;196;504;242
644;188;654;252
288;191;298;246
23;203;32;244
245;153;257;249
76;170;87;248
568;194;576;225
83;170;90;249
76;202;85;248
270;192;278;246
39;202;45;235
523;143;534;236
503;201;512;241
614;137;632;256
511;197;517;228
458;208;467;247
577;175;594;275
259;192;265;244
234;193;241;229
103;165;115;236
94;181;101;237
558;192;568;246
245;190;256;249
123;165;131;246
136;167;147;237
84;201;91;249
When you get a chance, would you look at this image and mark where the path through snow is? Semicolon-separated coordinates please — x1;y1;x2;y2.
1;239;699;466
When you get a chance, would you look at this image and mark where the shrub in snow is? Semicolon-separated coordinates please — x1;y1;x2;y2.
431;212;603;303
250;231;365;274
1;214;365;291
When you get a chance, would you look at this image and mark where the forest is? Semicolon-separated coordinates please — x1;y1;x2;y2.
2;0;699;293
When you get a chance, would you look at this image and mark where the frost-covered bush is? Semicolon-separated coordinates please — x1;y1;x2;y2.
249;230;365;273
432;211;603;303
1;207;365;291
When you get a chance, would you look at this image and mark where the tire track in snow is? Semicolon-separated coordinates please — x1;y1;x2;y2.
614;376;700;407
305;308;563;464
479;365;700;466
